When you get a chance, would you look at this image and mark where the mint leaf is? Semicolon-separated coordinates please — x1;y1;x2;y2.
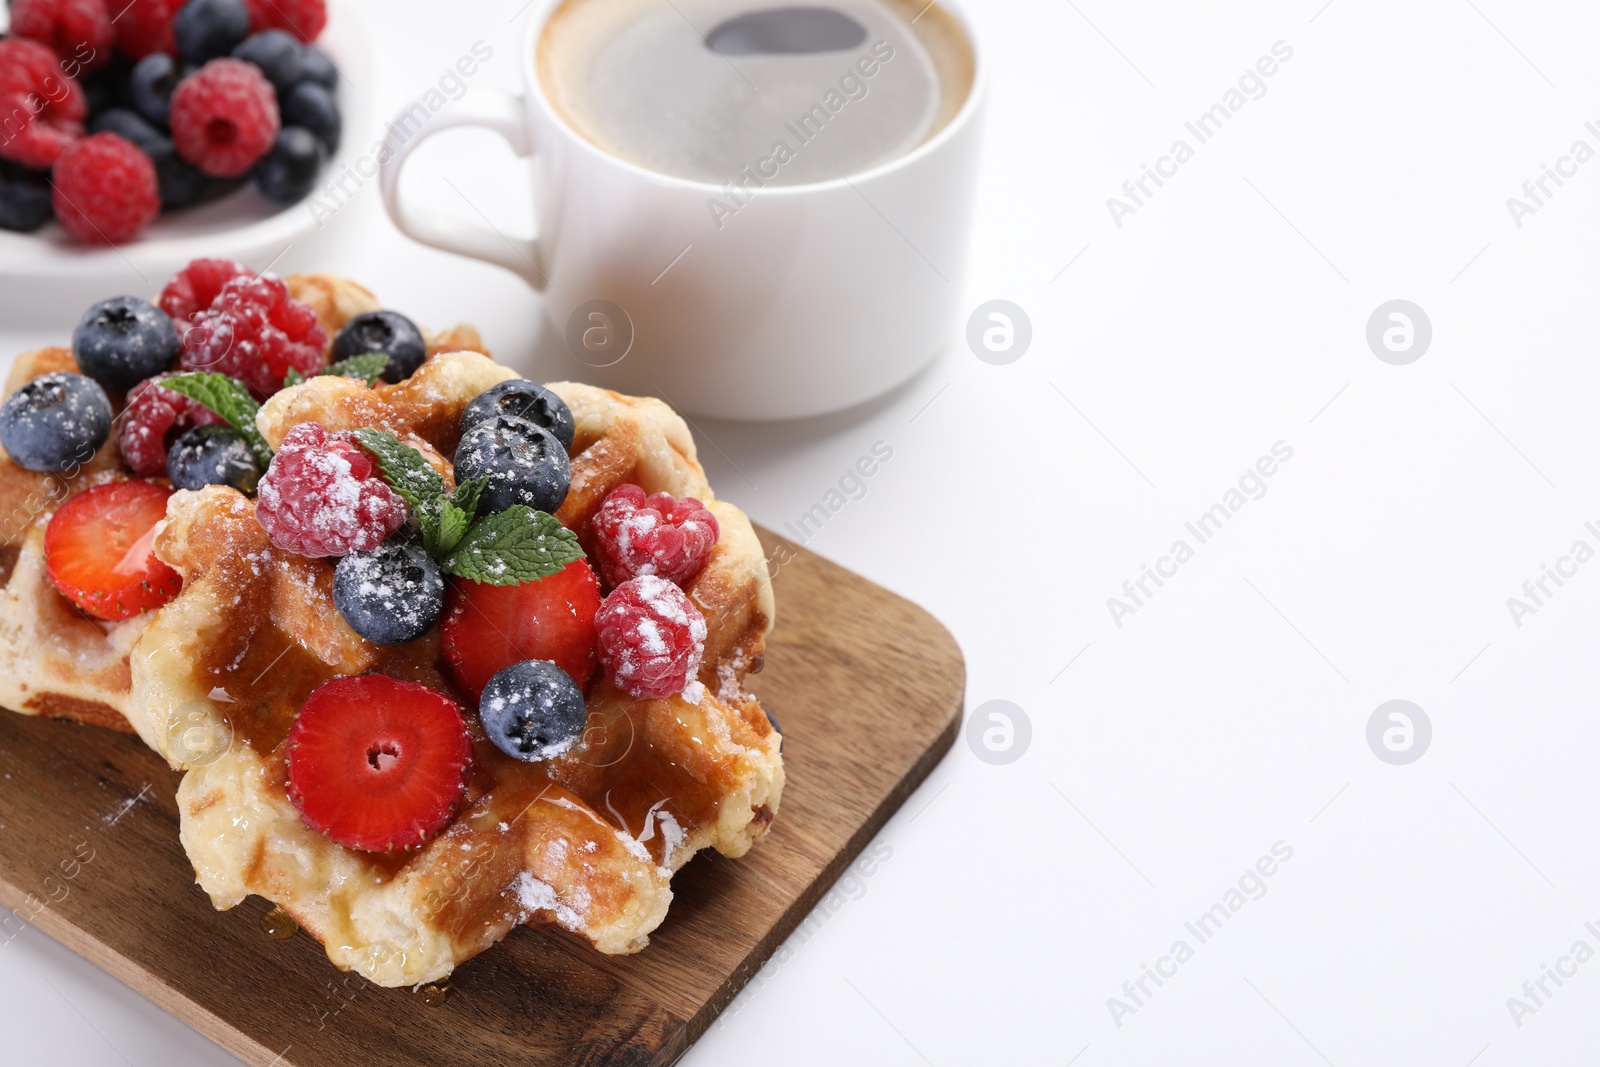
283;368;306;388
434;499;473;557
161;372;273;467
450;475;487;521
322;353;389;387
352;428;445;510
440;507;583;585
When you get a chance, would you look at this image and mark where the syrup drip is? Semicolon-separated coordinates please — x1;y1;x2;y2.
259;906;298;940
419;983;450;1007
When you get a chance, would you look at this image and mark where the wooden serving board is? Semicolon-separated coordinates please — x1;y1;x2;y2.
0;530;964;1067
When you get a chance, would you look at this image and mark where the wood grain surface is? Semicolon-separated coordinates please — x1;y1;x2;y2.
0;529;964;1066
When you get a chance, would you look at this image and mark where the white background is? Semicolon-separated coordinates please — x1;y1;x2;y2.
5;0;1600;1064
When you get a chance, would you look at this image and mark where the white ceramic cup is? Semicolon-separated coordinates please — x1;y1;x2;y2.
379;0;985;420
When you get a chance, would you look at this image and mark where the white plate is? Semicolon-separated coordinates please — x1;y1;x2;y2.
0;1;372;324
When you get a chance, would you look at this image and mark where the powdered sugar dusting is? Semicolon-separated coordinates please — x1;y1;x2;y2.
512;871;584;929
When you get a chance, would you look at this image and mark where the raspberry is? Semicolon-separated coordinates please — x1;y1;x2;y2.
119;373;223;476
168;58;279;178
0;38;87;170
180;273;327;398
256;422;408;557
114;0;183;59
158;257;250;328
50;132;160;244
590;483;719;588
595;575;707;699
9;0;113;70
242;0;327;44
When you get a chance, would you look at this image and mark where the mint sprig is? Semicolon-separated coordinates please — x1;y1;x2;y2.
440;506;583;585
352;429;564;577
283;353;390;392
160;372;273;468
324;354;389;386
352;428;445;509
353;428;579;581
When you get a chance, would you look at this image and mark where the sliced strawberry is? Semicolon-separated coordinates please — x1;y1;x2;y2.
44;480;181;620
286;674;473;852
441;559;601;702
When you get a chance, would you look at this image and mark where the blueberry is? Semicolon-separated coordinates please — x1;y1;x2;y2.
330;311;427;383
232;30;303;96
147;141;209;210
88;107;163;149
79;57;132;118
453;415;572;515
332;544;445;645
461;380;575;451
129;53;181;126
298;46;338;89
0;161;52;233
72;297;181;392
0;373;112;473
281;81;340;155
174;0;251;64
478;659;587;763
86;111;206;209
166;425;261;493
253;127;325;205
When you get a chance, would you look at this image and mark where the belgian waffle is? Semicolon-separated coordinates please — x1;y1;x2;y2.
0;276;783;987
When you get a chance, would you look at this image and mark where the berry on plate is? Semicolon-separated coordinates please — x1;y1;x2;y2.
242;0;327;44
0;160;54;233
253;126;325;205
0;38;87;170
461;379;575;451
166;424;262;493
255;422;409;557
115;0;184;59
179;273;327;397
169;58;280;178
441;558;601;702
44;480;182;620
129;52;182;126
298;45;337;88
232;29;304;96
590;483;719;588
453;415;572;516
72;296;181;393
88;108;209;210
332;544;445;646
478;659;588;764
51;133;161;244
0;372;112;473
9;0;113;70
281;81;340;154
119;372;223;476
330;311;426;384
595;575;707;699
286;674;473;853
174;0;252;65
158;258;250;326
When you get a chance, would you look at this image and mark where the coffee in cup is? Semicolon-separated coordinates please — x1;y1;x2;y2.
536;0;974;186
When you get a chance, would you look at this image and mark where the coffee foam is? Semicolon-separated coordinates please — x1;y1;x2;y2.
536;0;974;186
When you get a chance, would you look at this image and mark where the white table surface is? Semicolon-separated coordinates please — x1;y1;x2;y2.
6;0;1600;1063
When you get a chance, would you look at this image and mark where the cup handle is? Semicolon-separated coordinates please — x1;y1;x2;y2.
378;90;545;290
